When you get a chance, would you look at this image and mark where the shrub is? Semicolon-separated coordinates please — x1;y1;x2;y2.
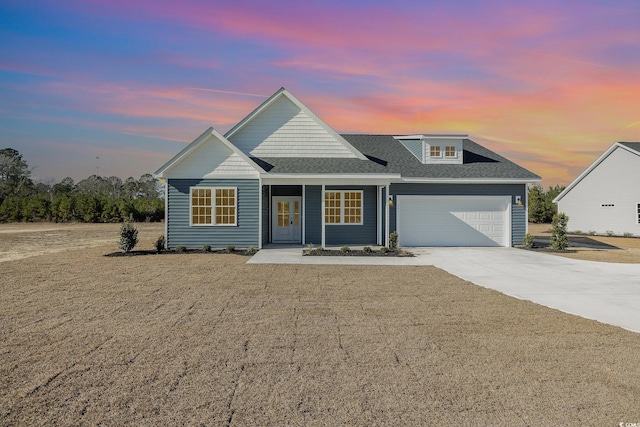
226;245;235;253
363;246;372;253
389;231;398;249
550;212;569;251
202;244;211;252
312;246;324;255
606;230;615;237
245;246;257;255
118;219;138;253
380;246;390;253
573;230;582;235
154;235;165;253
588;230;596;236
175;245;187;253
623;232;634;238
523;233;534;249
340;245;350;253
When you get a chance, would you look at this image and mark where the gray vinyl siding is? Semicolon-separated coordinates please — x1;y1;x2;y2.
511;204;527;246
389;183;527;246
304;186;322;245
167;179;259;249
325;185;377;245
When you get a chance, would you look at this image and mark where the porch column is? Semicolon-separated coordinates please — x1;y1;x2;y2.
302;184;306;245
376;186;382;246
385;184;390;247
268;185;272;244
321;184;326;248
258;180;263;249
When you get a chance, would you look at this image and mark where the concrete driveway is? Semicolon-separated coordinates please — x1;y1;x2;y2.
250;246;640;333
415;247;640;333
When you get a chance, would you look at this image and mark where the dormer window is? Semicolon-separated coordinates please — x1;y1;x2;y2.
394;134;466;165
445;146;456;158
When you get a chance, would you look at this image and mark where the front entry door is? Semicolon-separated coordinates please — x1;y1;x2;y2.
272;197;302;243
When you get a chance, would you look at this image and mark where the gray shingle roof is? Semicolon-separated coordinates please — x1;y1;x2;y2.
618;142;640;153
252;134;540;180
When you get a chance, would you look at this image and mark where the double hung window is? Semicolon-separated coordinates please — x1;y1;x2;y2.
324;191;363;225
190;187;237;226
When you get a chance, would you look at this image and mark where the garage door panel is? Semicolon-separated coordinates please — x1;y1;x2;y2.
397;196;509;247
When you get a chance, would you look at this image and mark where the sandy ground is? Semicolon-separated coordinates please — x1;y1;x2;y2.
528;223;640;263
1;223;640;425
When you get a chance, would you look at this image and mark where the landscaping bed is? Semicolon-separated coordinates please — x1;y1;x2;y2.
303;247;413;257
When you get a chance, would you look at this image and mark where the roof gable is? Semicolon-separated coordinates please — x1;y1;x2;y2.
554;142;640;203
154;128;262;179
225;88;367;160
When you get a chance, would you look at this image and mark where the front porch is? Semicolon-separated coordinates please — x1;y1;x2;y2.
260;183;392;248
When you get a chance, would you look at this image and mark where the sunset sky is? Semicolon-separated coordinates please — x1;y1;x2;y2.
1;0;639;186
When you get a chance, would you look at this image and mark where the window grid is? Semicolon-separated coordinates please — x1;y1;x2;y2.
324;192;341;224
191;188;212;225
190;187;236;226
343;192;362;224
430;146;441;157
324;191;363;225
637;203;640;224
445;146;456;157
215;188;236;225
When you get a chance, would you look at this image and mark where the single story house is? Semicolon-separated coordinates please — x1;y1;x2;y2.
553;142;640;235
155;87;540;249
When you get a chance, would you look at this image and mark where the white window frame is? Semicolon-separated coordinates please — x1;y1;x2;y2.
324;190;364;225
429;145;442;158
444;145;456;158
189;186;237;227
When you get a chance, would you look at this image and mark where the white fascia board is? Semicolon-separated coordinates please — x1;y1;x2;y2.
553;142;621;203
154;127;214;178
262;173;400;186
208;127;265;174
400;177;540;184
155;127;264;179
225;87;368;161
394;134;469;140
224;88;283;139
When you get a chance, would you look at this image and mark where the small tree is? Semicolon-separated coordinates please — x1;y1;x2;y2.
389;231;398;249
550;212;569;251
118;218;138;253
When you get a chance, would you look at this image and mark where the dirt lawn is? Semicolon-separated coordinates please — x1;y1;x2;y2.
528;223;640;263
2;223;640;425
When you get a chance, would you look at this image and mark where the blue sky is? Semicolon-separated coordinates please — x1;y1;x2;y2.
1;0;639;185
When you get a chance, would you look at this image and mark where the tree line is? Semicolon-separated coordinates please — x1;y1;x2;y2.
0;148;164;223
528;184;565;223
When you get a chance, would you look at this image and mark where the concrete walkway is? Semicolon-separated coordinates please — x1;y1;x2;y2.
249;246;640;333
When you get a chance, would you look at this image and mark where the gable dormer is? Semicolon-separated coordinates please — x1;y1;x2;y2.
395;134;466;165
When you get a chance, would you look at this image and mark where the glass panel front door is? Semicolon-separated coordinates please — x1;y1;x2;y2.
272;197;302;243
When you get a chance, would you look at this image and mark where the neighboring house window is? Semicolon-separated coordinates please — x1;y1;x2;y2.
430;146;441;157
445;146;456;157
190;187;237;226
637;203;640;224
324;190;363;225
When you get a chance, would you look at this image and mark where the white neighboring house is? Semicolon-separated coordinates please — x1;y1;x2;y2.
554;142;640;235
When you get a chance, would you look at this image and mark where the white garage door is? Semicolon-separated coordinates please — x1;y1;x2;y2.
397;196;510;247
